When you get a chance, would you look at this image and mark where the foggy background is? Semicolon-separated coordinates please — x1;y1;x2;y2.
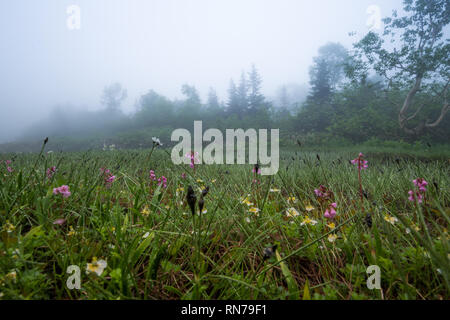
0;0;406;143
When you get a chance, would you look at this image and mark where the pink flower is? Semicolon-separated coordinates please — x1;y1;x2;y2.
149;170;157;181
158;176;168;188
100;168;115;187
185;151;200;170
351;153;368;170
7;166;13;173
181;173;186;179
408;190;423;204
53;185;71;198
47;166;56;179
5;160;11;165
324;202;337;219
314;185;332;200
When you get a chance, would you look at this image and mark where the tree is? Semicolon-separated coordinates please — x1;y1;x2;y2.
237;71;249;115
181;84;201;106
349;0;450;135
227;79;241;116
247;64;265;113
309;43;349;102
101;82;127;112
207;87;220;110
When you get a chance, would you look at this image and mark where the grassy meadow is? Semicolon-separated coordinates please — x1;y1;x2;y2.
0;143;449;300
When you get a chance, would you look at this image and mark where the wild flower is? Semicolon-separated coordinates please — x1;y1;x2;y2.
252;163;261;175
152;137;163;146
4;221;15;233
86;257;107;276
300;216;318;225
67;226;76;236
408;178;428;204
351;152;368;170
408;190;423;203
6;166;13;173
287;196;297;204
413;178;428;192
327;222;336;229
158;176;168;188
324;203;337;219
100;168;116;188
141;206;150;217
53;185;71;198
53;218;66;225
384;214;398;225
6;270;17;283
327;234;338;243
305;204;315;212
249;207;261;216
46;166;56;179
286;207;300;218
269;188;281;193
185;151;200;171
181;173;187;179
351;152;367;213
149;170;157;181
176;187;184;197
314;185;333;200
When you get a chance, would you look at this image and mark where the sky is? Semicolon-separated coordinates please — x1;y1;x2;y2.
0;0;406;142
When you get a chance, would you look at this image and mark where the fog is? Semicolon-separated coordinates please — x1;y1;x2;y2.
0;0;406;143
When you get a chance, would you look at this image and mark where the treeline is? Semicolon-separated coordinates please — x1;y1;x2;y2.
7;0;450;152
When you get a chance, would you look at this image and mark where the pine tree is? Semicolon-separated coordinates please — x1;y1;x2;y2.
237;71;249;116
247;64;265;114
227;79;241;116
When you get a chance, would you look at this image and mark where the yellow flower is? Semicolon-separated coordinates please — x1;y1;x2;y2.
305;204;315;212
165;205;171;210
287;196;297;204
141;206;150;217
86;257;107;276
248;207;261;216
240;195;254;206
211;179;217;183
384;214;398;225
327;222;336;229
176;187;184;197
286;207;300;218
270;188;281;193
67;226;76;236
300;216;318;226
4;221;15;233
328;234;338;243
196;179;204;183
6;270;17;282
197;208;208;215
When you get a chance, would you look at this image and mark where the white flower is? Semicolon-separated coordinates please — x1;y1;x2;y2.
300;216;318;225
286;207;300;218
327;234;338;243
152;137;162;146
86;257;107;276
143;232;150;239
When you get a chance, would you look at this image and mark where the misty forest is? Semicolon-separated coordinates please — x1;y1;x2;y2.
0;0;449;301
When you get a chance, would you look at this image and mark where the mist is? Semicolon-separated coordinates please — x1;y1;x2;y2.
0;0;410;144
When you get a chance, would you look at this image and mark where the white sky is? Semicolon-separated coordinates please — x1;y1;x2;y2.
0;0;406;142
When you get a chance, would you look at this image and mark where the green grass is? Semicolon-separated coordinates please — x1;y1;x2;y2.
0;145;449;300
